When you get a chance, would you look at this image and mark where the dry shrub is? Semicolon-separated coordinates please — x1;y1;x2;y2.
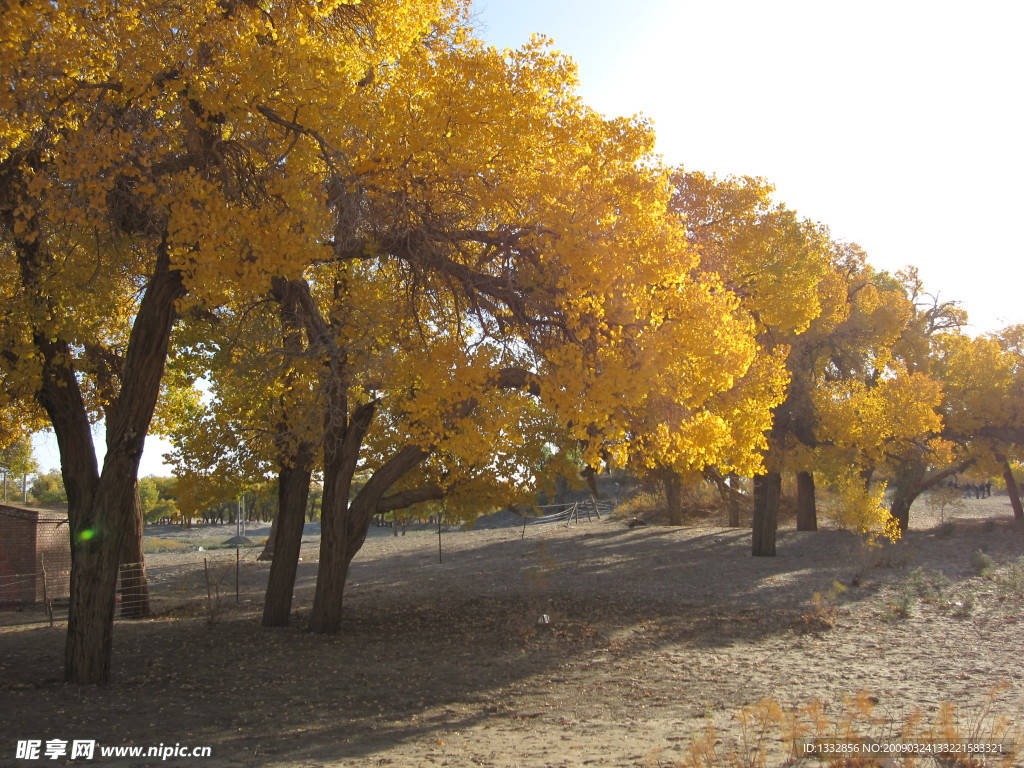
615;482;724;525
672;684;1019;768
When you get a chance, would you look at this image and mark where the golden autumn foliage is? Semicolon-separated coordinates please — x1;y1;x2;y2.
5;0;1024;681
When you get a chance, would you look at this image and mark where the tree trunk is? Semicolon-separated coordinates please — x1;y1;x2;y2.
258;514;277;561
889;459;972;535
262;458;313;627
118;483;150;619
262;277;316;625
752;471;781;556
310;441;429;634
889;487;916;533
1000;458;1023;520
308;380;378;634
726;474;742;527
662;470;684;526
796;471;817;531
49;243;182;685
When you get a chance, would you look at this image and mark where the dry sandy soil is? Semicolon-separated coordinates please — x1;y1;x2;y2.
2;496;1023;767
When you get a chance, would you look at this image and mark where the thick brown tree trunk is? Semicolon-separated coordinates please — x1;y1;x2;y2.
889;489;915;533
310;440;430;633
999;457;1023;521
889;460;972;535
262;278;316;625
308;373;377;634
662;470;684;525
752;471;781;556
118;484;150;618
57;245;180;684
796;471;817;531
262;458;313;627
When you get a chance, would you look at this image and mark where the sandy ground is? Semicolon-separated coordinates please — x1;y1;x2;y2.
1;496;1023;767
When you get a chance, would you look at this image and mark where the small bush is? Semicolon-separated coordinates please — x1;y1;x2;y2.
995;557;1024;600
971;549;996;577
905;567;949;602
883;587;917;621
942;587;976;617
925;485;967;526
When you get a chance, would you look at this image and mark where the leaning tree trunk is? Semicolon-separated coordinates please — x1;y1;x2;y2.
262;277;317;625
999;457;1023;521
262;456;313;627
118;483;150;619
752;471;781;556
59;246;181;684
796;471;817;531
889;488;917;533
889;460;972;535
310;439;430;634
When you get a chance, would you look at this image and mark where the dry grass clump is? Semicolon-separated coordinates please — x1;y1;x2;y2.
674;684;1018;767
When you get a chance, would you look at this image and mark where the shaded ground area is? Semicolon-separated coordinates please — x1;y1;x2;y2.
1;496;1023;767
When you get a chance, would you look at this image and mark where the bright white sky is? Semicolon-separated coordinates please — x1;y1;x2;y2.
472;0;1024;333
33;0;1024;477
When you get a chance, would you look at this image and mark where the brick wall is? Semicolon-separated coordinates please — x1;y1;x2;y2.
0;505;71;605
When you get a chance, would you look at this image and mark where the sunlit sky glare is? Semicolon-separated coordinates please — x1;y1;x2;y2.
472;0;1024;334
32;0;1024;477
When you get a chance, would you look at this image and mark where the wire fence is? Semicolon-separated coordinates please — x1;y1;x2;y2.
2;502;617;627
0;548;271;629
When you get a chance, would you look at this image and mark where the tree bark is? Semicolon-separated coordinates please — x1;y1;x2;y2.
999;457;1023;521
889;487;916;533
262;277;316;625
726;474;742;527
796;471;817;531
258;514;277;561
662;470;684;526
44;242;182;685
307;379;378;634
262;458;313;627
310;441;428;634
888;460;972;534
118;483;150;619
752;471;781;556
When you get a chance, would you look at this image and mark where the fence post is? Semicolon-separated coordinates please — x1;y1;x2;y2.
204;558;212;616
40;559;53;627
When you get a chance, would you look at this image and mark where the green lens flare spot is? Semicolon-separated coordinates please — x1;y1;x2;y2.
77;529;95;542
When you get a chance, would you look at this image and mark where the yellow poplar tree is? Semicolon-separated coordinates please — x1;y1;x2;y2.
666;170;834;551
0;0;451;684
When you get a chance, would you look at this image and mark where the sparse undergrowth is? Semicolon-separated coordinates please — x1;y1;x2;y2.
881;553;1024;622
675;685;1020;768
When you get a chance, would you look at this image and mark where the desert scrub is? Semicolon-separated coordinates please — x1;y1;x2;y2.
673;684;1019;767
995;556;1024;601
143;537;188;553
971;549;996;577
905;567;950;602
940;587;976;617
799;581;848;634
883;587;917;621
924;485;966;527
